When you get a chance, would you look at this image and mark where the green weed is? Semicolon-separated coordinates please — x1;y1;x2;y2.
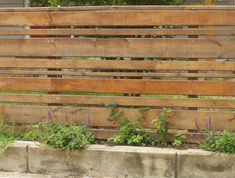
172;132;187;148
107;104;170;147
203;130;235;154
37;124;96;151
0;120;16;154
152;108;170;147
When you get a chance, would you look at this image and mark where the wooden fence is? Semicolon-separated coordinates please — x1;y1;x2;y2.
0;6;234;143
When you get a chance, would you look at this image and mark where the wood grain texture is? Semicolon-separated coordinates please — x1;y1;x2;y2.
0;78;234;96
0;59;234;71
0;94;235;109
1;6;235;12
50;10;235;26
0;70;234;78
0;6;234;139
51;79;235;96
1;38;235;58
1;105;234;131
1;9;235;26
1;28;235;36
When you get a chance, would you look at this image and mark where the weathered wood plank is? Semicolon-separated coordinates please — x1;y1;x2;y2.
0;94;234;109
50;10;235;26
52;79;235;96
0;12;49;26
0;70;235;78
0;59;234;71
1;105;234;131
0;38;235;58
0;78;234;96
1;10;235;26
0;78;51;92
1;28;235;36
1;6;235;12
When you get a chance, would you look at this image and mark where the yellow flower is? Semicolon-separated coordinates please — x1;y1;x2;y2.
156;125;161;130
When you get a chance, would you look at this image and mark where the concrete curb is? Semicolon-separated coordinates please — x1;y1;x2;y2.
0;141;234;178
177;149;235;178
0;141;28;173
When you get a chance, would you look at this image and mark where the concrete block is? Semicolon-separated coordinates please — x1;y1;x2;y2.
28;144;176;178
0;141;28;173
0;171;51;178
177;149;235;178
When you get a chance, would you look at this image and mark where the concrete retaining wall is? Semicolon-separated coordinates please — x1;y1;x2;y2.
0;141;234;178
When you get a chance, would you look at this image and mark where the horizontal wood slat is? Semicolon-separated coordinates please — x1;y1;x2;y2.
1;6;235;12
0;6;234;143
0;59;234;71
1;38;235;58
0;78;234;96
1;105;234;131
1;9;235;26
0;70;235;78
1;28;235;36
0;94;235;109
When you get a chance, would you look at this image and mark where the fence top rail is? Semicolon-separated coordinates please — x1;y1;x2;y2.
0;5;235;12
1;7;235;27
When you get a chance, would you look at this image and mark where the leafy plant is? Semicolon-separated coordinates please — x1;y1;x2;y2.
106;103;123;122
108;118;155;146
203;130;235;154
38;124;96;151
0;135;15;154
172;132;187;148
0;117;96;152
152;108;170;147
0;120;16;154
138;107;150;123
21;125;41;141
107;104;171;147
107;104;155;146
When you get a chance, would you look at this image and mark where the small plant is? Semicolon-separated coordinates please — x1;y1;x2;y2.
38;124;96;151
195;116;235;154
0;134;15;154
21;125;40;141
152;108;171;147
0;120;16;154
172;132;187;148
107;105;155;146
107;104;171;147
138;107;150;123
106;103;123;122
203;130;235;154
108;118;155;146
